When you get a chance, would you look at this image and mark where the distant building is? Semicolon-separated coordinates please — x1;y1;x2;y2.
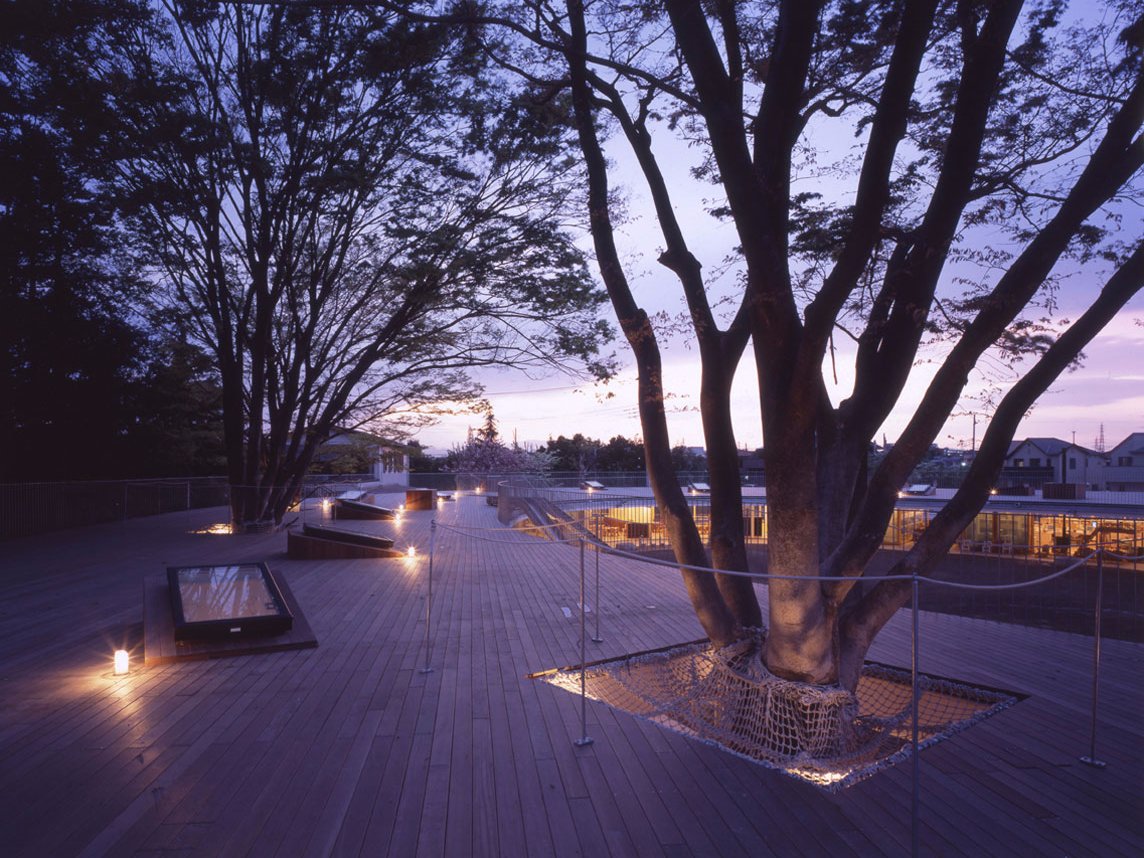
1001;437;1105;490
317;429;410;485
1095;432;1144;491
737;449;765;482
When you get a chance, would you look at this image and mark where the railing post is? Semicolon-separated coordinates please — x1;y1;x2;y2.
420;520;436;675
592;540;603;643
1080;550;1106;768
911;570;921;858
574;538;593;747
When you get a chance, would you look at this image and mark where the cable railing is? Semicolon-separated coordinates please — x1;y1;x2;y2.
422;508;1125;853
0;477;230;539
0;474;379;540
493;480;1142;642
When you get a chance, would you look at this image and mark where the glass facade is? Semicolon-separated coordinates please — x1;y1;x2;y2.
569;496;1142;567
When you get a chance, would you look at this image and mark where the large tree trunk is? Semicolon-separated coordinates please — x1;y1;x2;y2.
552;0;1144;703
565;0;738;646
701;353;763;631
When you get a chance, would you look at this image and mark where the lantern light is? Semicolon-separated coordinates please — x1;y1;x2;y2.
114;650;129;675
407;545;417;558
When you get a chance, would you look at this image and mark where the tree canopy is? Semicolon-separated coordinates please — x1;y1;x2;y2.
103;1;613;526
0;0;225;480
393;0;1143;690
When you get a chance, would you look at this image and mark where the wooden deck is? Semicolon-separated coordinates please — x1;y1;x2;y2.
0;494;1140;857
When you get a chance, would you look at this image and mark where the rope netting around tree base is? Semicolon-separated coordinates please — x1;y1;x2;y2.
539;637;1020;790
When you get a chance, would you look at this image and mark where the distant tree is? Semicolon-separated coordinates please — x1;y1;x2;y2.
125;332;226;477
0;0;203;481
308;434;379;476
407;440;444;473
475;411;501;444
671;445;707;473
449;414;552;475
112;3;612;528
596;435;646;472
540;433;602;473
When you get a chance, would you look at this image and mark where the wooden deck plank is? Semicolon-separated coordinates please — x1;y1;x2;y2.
0;497;1140;857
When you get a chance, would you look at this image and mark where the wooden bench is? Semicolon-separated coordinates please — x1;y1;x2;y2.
287;523;403;559
334;497;396;520
405;488;437;510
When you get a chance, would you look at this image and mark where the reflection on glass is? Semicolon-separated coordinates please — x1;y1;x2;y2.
173;565;283;623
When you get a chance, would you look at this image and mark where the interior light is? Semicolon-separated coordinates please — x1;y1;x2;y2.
114;650;129;675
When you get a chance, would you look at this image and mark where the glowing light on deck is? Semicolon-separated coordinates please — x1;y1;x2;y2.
113;650;129;675
192;523;233;535
406;545;417;559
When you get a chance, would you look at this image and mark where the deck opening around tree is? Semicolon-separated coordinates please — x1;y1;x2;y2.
535;640;1022;791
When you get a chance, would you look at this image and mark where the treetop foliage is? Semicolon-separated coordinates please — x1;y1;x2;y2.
390;0;1142;683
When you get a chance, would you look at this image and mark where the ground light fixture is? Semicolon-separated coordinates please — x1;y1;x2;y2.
113;649;129;675
406;545;417;559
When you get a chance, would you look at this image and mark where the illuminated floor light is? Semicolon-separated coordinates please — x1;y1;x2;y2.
114;650;129;675
406;545;417;558
192;522;233;535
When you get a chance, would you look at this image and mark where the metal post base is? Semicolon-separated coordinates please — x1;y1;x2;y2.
591;635;603;643
418;667;434;674
1079;756;1106;768
574;736;594;747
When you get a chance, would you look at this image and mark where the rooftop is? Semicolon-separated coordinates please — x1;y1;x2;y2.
1;495;1140;856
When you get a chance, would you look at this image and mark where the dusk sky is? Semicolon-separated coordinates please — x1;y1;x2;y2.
416;104;1144;457
418;305;1144;456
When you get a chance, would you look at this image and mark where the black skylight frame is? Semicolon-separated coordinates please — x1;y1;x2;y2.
166;562;294;642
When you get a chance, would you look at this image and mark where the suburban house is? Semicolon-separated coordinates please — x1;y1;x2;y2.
1000;437;1106;491
316;429;410;485
1095;432;1144;491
